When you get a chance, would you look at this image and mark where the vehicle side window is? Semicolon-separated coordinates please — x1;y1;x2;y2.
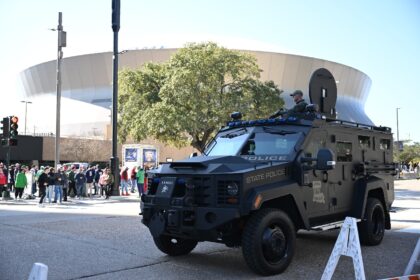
304;137;326;157
379;139;391;150
305;142;318;157
336;141;352;162
358;136;370;149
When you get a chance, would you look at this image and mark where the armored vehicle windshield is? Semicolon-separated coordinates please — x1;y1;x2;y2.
205;125;305;159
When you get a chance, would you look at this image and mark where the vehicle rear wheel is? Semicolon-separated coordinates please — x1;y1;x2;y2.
358;197;385;246
153;235;198;256
242;208;296;276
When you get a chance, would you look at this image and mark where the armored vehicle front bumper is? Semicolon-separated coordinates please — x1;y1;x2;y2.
141;175;242;241
141;200;240;240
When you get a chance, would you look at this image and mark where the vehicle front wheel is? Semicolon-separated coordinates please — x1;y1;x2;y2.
242;208;296;276
358;197;385;246
153;235;198;256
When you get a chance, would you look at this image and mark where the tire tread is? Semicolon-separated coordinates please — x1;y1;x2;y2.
242;208;295;275
358;197;385;246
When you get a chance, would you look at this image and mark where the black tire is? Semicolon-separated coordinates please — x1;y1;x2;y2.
153;235;198;256
242;208;296;276
358;197;385;246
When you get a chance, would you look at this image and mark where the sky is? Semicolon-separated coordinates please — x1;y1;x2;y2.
0;0;419;141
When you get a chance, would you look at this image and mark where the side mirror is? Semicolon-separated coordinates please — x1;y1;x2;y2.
316;149;336;170
189;152;198;158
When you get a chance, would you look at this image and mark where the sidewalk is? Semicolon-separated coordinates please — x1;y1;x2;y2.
392;179;420;234
0;193;140;206
0;192;142;218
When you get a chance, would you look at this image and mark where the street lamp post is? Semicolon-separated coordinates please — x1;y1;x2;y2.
396;107;401;174
51;12;66;170
20;100;32;135
111;0;121;195
396;108;400;149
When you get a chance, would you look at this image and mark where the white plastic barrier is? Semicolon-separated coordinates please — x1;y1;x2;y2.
404;238;420;276
321;217;365;280
28;263;48;280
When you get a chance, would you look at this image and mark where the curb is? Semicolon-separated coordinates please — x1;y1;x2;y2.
0;196;140;206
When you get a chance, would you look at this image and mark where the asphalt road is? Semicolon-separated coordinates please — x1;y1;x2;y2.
0;180;419;280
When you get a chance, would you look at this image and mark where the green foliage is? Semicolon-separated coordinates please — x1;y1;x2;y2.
394;142;420;163
118;63;166;142
118;42;284;152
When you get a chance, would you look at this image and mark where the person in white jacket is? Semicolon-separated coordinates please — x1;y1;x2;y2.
24;166;34;196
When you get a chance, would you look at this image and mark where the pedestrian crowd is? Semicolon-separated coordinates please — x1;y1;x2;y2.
400;162;420;173
0;162;147;207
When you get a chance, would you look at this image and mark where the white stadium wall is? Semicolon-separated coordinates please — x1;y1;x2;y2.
20;49;373;137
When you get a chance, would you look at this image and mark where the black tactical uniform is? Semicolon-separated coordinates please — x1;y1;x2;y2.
269;90;308;118
288;98;308;114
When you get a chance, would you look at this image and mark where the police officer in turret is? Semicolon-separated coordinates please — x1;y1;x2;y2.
269;90;308;118
288;90;308;114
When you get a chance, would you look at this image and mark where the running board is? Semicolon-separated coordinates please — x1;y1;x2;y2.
311;219;361;231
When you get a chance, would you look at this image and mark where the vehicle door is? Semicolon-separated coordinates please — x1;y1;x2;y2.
300;129;330;219
327;133;354;215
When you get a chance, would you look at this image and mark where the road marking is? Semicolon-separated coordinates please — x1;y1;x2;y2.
398;227;420;234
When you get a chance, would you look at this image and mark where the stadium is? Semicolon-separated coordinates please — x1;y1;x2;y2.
20;49;373;134
14;48;373;163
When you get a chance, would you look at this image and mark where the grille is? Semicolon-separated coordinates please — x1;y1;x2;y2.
147;177;159;195
146;176;212;206
191;177;211;206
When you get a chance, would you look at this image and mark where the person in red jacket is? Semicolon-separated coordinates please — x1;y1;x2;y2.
0;162;7;198
120;167;129;196
130;166;137;193
143;166;149;193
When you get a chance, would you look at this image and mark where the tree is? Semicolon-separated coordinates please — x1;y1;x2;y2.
118;42;284;152
395;142;420;164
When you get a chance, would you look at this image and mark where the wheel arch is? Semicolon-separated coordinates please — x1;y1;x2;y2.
260;195;306;231
242;181;309;229
367;188;391;229
351;177;390;229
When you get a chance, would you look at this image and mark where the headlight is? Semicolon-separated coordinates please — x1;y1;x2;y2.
227;182;239;196
185;178;195;190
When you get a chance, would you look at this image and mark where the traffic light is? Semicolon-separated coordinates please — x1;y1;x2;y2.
1;117;10;147
1;138;17;146
1;116;19;147
1;117;9;138
8;116;18;146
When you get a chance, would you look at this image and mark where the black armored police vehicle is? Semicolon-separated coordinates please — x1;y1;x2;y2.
140;68;396;276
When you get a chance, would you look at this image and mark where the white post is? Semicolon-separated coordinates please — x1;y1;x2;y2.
404;238;420;276
28;263;48;280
